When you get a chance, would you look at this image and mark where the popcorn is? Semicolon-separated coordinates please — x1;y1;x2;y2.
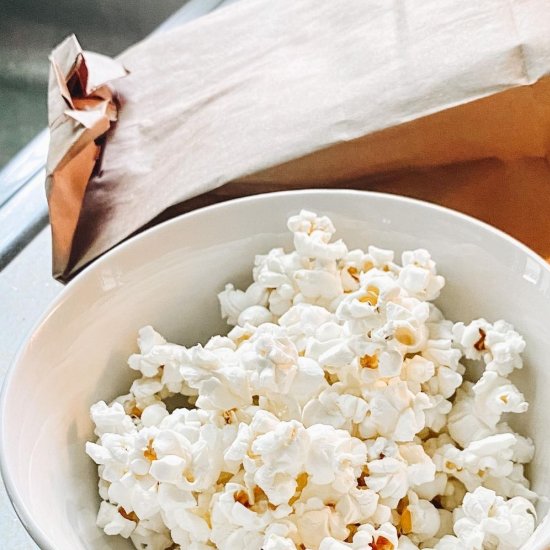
446;384;493;447
238;305;275;327
242;327;300;394
91;401;136;436
287;209;348;261
130;527;173;550
278;303;334;351
127;327;195;395
334;486;379;524
399;249;445;300
471;371;528;428
360;379;431;442
400;491;441;543
252;419;310;505
263;534;298;550
210;481;272;548
431;434;518;494
140;403;169;427
108;473;160;521
439;479;467;512
448;372;529;448
319;522;399;550
218;282;270;325
452;487;536;549
431;535;463;549
96;501;137;538
360;439;435;512
397;536;421;549
453;320;525;376
294;267;343;302
86;210;537;550
483;463;537;501
251;248;302;317
302;383;367;430
304;424;366;492
293;498;349;548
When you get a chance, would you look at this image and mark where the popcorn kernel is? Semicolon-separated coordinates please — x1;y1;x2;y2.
395;327;415;346
324;372;339;384
359;285;380;305
347;266;360;282
400;507;412;534
143;439;157;462
396;496;409;514
216;471;233;485
234;489;250;507
474;329;486;351
289;472;309;505
345;523;360;542
371;536;395;550
223;408;237;424
360;354;379;369
235;333;251;345
118;507;139;523
445;460;463;472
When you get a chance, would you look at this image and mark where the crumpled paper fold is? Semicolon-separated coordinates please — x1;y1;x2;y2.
46;34;127;272
45;0;550;284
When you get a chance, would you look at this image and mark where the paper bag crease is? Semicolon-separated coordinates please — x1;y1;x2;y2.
46;34;127;267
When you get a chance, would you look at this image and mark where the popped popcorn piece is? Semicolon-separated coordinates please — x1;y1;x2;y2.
252;419;310;505
360;379;431;442
431;535;463;549
292;497;349;548
319;522;399;549
96;501;137;538
90;401;136;436
399;490;440;544
263;534;298;550
288;209;348;261
250;247;303;317
86;210;537;550
399;249;445;301
302;383;367;430
218;282;269;325
127;326;192;395
471;371;528;428
304;424;366;493
452;487;536;549
397;536;420;549
453;319;525;376
448;373;528;449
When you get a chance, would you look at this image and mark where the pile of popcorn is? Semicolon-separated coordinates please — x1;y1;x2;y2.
86;210;537;550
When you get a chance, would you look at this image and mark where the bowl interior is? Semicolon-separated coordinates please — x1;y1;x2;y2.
2;190;550;550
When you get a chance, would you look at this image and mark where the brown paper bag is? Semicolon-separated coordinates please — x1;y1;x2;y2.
46;0;550;282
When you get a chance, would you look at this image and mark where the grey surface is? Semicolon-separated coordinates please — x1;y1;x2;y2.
0;149;48;270
0;0;240;547
0;0;187;169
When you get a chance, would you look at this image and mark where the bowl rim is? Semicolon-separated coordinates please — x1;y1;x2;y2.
1;188;549;550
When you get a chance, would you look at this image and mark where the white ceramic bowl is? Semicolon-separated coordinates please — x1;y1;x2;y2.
2;190;550;550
